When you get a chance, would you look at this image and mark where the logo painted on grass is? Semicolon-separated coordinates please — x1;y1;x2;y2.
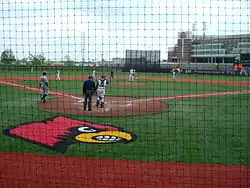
3;116;136;153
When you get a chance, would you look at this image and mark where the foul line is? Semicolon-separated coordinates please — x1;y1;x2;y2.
0;80;250;103
152;90;250;101
0;80;76;98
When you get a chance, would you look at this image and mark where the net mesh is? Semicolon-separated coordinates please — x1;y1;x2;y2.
0;0;250;187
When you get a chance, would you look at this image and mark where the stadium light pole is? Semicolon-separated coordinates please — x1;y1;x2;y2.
81;49;84;62
181;38;184;63
203;22;207;40
192;23;197;63
211;37;214;64
192;23;197;42
81;32;85;64
180;32;185;64
203;22;210;63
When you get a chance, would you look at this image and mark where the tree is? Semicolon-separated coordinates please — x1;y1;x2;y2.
1;49;16;64
64;55;70;62
64;55;74;66
28;53;46;65
45;58;53;65
37;53;46;64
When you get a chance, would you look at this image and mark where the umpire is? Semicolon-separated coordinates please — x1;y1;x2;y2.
83;75;96;111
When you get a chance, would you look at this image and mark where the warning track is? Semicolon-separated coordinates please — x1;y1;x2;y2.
0;152;249;188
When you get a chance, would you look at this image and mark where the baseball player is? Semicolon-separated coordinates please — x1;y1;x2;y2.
175;63;181;74
40;71;49;103
83;76;96;111
95;75;109;108
172;63;180;79
56;69;60;80
110;71;114;80
129;68;135;81
92;70;96;78
240;67;248;76
172;68;179;79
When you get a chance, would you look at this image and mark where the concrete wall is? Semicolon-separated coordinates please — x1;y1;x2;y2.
160;63;233;71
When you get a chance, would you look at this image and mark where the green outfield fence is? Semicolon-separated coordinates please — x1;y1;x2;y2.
0;1;250;188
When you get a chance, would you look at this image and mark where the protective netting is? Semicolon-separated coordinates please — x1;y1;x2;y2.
0;0;250;187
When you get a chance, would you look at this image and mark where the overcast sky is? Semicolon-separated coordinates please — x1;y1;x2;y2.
0;0;249;61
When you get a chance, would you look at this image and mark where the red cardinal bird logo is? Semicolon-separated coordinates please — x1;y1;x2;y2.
4;116;136;153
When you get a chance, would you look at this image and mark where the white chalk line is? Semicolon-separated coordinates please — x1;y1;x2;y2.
153;90;250;101
1;80;250;104
71;96;83;100
72;99;132;109
0;80;76;98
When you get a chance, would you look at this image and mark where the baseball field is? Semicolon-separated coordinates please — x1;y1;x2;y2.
0;68;250;187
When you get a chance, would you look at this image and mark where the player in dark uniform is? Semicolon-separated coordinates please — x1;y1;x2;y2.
40;71;49;103
110;71;114;80
83;76;96;111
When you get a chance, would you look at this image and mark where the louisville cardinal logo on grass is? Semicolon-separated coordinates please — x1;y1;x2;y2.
3;116;136;153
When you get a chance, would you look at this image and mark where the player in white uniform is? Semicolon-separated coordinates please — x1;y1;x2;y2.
129;68;135;81
172;68;178;79
92;70;96;77
240;67;248;76
95;75;109;108
40;71;49;103
172;63;180;79
56;69;60;80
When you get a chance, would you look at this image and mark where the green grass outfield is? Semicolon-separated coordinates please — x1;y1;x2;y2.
0;72;250;165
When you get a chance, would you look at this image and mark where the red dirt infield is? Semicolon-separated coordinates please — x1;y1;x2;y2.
0;152;249;188
38;96;167;116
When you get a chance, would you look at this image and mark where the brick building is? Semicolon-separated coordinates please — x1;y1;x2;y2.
168;32;250;64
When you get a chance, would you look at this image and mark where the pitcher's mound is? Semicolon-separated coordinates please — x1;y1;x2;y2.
38;96;167;116
115;82;151;87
